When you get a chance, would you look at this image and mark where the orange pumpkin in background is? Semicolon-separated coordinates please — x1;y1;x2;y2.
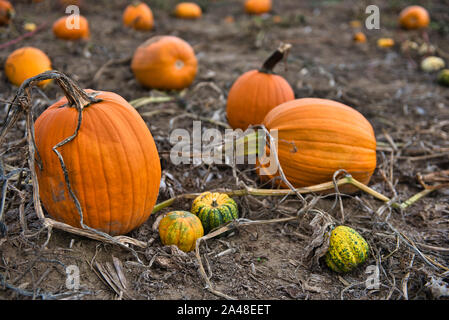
131;36;198;90
244;0;272;15
353;32;367;43
35;88;162;236
398;5;430;29
0;0;14;26
174;2;202;19
52;15;90;40
226;44;295;130
258;98;377;190
4;47;52;87
123;1;154;31
58;0;83;7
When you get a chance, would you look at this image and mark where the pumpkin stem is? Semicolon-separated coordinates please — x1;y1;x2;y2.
259;43;292;74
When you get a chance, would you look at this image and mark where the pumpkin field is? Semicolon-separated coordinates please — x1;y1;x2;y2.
0;0;448;301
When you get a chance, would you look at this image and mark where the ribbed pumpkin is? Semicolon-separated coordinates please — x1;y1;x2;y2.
131;35;198;90
226;44;295;130
325;226;369;273
0;0;13;26
258;98;377;191
4;47;52;88
399;5;430;30
191;192;239;234
174;2;202;19
34;80;161;236
244;0;271;15
123;1;154;31
52;15;90;41
158;211;204;252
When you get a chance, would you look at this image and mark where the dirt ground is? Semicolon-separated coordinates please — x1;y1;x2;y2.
0;0;448;300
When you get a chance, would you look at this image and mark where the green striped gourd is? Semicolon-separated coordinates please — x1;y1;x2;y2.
191;192;239;234
325;225;369;273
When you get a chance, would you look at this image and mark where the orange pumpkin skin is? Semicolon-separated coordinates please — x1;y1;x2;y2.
226;70;294;130
0;0;14;26
59;0;83;8
245;0;272;15
52;15;90;41
399;6;430;29
5;47;52;88
258;98;377;189
34;90;162;236
174;2;202;19
123;2;154;31
131;36;198;90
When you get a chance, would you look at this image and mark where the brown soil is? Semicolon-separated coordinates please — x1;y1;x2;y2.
0;0;448;300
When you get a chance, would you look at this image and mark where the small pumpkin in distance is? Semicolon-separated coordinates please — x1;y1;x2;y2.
258;98;377;191
5;47;53;88
437;69;449;87
131;35;198;90
174;2;202;19
24;22;37;32
123;1;154;31
377;38;395;48
35;75;161;236
59;0;83;6
244;0;272;15
399;5;430;30
0;0;14;26
158;211;204;252
421;56;445;72
226;43;295;130
353;32;367;43
191;192;239;234
325;226;369;273
52;15;90;41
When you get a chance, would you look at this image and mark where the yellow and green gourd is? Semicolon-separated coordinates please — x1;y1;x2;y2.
191;192;239;234
158;211;204;252
325;225;369;273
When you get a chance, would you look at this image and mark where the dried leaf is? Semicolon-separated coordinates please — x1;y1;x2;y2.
302;210;335;269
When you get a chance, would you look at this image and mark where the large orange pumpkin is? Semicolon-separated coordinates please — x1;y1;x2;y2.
0;0;14;26
131;36;198;90
226;44;295;130
398;6;430;30
257;98;377;190
52;15;90;41
4;47;52;88
123;1;154;31
244;0;271;15
174;2;202;19
35;85;161;236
